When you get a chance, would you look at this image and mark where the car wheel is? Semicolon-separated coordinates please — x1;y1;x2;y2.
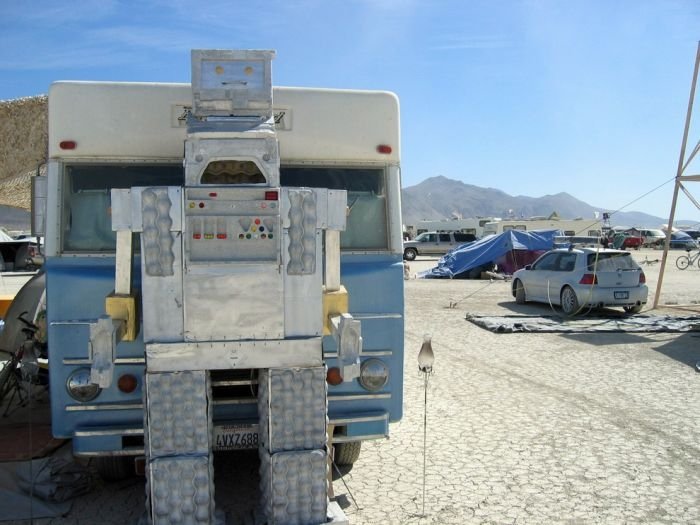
623;304;643;314
513;279;526;304
403;248;417;261
560;286;580;316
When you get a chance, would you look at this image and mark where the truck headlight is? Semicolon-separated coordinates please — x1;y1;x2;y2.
66;368;101;402
358;358;389;391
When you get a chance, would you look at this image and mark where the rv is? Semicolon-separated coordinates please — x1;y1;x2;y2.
31;50;404;523
482;218;603;238
412;217;497;237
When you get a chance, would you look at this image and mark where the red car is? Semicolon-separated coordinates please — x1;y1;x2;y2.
607;231;642;250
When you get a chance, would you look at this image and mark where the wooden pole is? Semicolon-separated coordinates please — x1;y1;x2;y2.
654;42;700;308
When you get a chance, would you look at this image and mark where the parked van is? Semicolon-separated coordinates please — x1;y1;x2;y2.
403;231;476;260
638;229;666;248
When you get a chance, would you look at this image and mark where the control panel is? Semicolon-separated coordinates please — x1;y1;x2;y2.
184;187;281;264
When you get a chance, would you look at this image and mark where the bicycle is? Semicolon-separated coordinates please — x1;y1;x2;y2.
675;248;700;270
0;313;43;416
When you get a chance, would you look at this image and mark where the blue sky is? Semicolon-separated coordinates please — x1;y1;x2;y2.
1;0;699;223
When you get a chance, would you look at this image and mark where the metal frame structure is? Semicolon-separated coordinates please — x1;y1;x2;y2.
654;42;700;308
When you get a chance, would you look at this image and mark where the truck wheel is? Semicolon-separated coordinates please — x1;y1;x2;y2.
94;456;134;481
403;248;417;261
333;441;361;466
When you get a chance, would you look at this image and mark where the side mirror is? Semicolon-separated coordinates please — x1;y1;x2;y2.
524;264;532;270
31;175;48;237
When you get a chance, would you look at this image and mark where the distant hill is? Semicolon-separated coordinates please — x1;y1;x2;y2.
0;204;30;232
402;176;669;228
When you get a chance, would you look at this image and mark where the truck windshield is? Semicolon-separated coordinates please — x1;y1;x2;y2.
62;164;183;252
280;167;388;250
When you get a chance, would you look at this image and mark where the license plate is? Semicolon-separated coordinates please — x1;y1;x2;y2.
614;291;629;300
214;424;259;450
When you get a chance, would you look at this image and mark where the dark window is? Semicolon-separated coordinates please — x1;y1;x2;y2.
439;234;451;242
532;253;558;271
558;254;577;272
454;233;476;243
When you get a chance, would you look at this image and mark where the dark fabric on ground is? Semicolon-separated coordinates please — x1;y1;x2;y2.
465;314;700;333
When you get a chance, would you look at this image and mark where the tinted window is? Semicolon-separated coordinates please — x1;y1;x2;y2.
280;167;388;250
454;233;476;243
62;164;183;252
532;253;558;270
439;233;451;242
557;254;577;272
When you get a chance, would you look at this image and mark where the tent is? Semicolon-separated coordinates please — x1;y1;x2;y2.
422;229;561;279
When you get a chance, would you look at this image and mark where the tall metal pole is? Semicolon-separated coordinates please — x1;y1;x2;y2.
654;42;700;309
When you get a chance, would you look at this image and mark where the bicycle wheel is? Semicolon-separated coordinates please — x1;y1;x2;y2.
676;255;691;270
0;357;18;406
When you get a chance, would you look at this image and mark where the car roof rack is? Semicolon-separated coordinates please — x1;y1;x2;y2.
553;236;605;250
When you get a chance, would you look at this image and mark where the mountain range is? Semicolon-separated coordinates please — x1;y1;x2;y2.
401;176;672;229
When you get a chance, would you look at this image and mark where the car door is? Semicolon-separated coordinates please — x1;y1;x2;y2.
420;233;440;255
550;252;578;303
522;252;559;301
438;233;453;254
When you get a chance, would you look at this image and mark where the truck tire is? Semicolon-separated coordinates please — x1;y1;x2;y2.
94;456;134;481
333;441;361;466
403;248;417;261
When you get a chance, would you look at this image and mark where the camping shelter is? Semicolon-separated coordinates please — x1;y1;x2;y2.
423;229;560;279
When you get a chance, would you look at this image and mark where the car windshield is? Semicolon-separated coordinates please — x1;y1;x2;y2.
587;252;639;271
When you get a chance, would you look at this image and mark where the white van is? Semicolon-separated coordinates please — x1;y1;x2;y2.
639;229;665;248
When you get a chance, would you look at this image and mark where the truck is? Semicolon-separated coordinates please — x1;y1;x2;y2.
28;49;404;524
402;231;477;260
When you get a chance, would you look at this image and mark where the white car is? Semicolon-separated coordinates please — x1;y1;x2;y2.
511;247;648;315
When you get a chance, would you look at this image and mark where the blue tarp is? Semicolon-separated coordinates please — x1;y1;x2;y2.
422;229;561;279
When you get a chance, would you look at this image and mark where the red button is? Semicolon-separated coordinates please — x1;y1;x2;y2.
217;233;227;239
255;218;261;225
193;233;201;239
